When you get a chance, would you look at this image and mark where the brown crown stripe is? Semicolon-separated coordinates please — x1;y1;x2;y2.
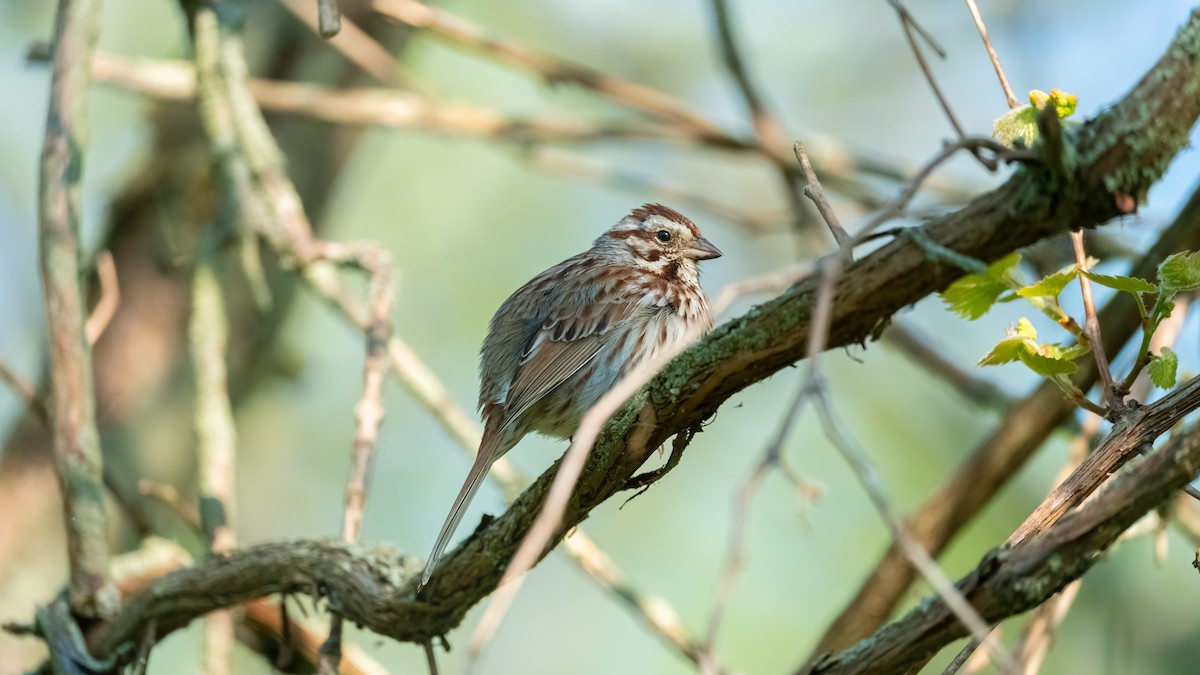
628;203;700;236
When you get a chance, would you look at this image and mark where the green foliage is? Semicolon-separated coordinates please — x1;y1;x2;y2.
993;88;1078;148
1017;265;1078;298
1148;347;1178;389
978;336;1026;366
1157;251;1200;292
1079;270;1157;294
941;253;1021;319
977;317;1087;377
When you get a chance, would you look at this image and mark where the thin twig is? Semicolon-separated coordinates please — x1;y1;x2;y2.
1071;231;1117;409
85;249;120;345
964;0;1020;109
709;262;812;317
707;0;809;237
699;378;810;675
372;0;723;136
190;232;239;675
854;137;1035;238
423;640;440;675
813;388;1018;674
369;0;925;213
37;0;115;618
525;146;782;233
0;360;49;424
320;250;394;675
794;142;851;248
887;1;967;141
91;53;679;145
944;415;1098;675
276;0;406;86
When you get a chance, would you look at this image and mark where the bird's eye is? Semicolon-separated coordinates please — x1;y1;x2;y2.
656;230;671;242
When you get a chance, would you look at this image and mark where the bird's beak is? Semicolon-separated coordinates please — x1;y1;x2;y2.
687;237;723;260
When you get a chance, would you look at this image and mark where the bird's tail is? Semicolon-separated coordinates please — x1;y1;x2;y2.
419;431;503;590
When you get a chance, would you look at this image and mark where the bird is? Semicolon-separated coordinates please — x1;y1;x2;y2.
419;203;722;590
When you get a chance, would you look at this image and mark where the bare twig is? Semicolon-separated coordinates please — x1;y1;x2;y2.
708;0;786;151
368;0;936;214
707;0;810;235
709;263;812;317
319;249;393;675
886;1;967;141
699;378;809;675
85;249;120;345
964;0;1020;109
338;252;393;546
38;0;116;618
945;415;1098;675
372;0;723;136
242;599;389;675
92;53;679;145
855;137;1035;237
190;234;239;675
1071;231;1117;409
423;640;440;675
0;360;49;424
277;0;405;86
813;387;1017;675
525;146;782;233
794;142;851;248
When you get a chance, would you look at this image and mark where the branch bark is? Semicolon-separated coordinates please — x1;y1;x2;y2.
37;0;115;618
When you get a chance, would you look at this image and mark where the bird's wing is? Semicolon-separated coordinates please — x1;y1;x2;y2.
498;300;636;433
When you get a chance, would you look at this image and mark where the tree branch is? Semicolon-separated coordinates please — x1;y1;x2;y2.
806;173;1200;660
37;0;116;618
803;423;1200;674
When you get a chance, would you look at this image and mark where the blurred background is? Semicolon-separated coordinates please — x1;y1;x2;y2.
2;0;1199;672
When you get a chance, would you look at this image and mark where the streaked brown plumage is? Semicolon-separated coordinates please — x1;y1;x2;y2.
420;204;721;589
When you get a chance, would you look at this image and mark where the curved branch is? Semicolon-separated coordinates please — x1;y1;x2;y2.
804;422;1200;675
91;6;1200;658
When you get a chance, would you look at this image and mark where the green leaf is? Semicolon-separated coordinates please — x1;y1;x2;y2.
941;253;1022;320
1080;270;1157;294
1016;317;1037;340
994;89;1078;148
1158;251;1200;291
978;337;1026;367
978;319;1086;377
1148;347;1178;389
1017;265;1078;298
1036;342;1090;362
993;106;1039;148
1018;347;1079;377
